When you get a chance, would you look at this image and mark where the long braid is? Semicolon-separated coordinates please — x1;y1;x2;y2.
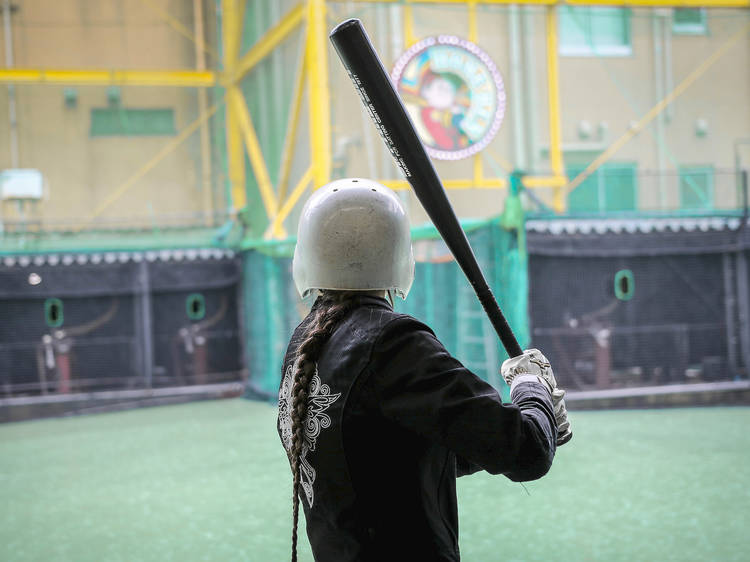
289;291;359;562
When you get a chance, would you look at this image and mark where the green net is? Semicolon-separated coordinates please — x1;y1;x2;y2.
242;207;528;402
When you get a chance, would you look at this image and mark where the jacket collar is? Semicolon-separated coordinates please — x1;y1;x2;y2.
310;292;393;312
353;294;393;310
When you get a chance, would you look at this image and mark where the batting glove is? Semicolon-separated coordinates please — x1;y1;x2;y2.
501;349;572;446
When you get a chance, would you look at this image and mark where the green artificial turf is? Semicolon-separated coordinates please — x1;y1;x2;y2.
1;400;748;561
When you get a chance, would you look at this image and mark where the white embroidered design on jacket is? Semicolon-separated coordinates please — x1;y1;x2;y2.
279;362;340;508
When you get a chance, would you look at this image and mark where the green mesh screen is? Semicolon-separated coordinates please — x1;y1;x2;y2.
241;215;528;403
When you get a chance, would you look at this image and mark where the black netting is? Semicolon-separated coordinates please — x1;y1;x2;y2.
151;287;242;387
0;257;242;397
529;228;749;391
0;295;136;394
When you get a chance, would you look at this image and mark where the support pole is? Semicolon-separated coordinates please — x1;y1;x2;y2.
468;0;478;43
652;9;667;209
403;2;416;48
473;152;483;187
545;6;565;213
223;0;246;212
738;169;750;376
307;0;331;189
509;5;526;171
522;7;539;174
742;169;749;221
737;250;750;376
3;0;19;168
231;87;278;220
723;252;738;374
138;261;154;389
194;0;214;226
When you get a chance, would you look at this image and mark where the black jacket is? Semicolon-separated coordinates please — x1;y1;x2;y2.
278;295;556;562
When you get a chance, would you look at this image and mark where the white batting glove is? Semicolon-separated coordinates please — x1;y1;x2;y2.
501;349;557;392
501;349;572;446
552;389;572;446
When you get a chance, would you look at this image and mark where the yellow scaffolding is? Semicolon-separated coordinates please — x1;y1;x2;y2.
217;0;750;227
0;68;217;87
1;0;747;236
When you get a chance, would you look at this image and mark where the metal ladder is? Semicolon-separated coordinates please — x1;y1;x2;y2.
455;268;502;391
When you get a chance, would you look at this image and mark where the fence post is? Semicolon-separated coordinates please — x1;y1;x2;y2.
737;251;750;378
738;170;750;376
722;253;738;375
138;261;154;388
742;169;748;223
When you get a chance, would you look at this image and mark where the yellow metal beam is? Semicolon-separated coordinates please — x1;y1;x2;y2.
522;175;568;188
447;178;507;189
226;107;246;211
404;3;417;47
408;0;552;3
194;0;214;226
266;166;313;239
223;0;242;71
307;0;332;189
277;53;308;207
381;178;507;190
381;180;414;191
234;3;305;82
223;0;246;212
566;19;750;196
328;0;747;6
565;0;748;6
468;0;478;43
334;0;556;4
231;88;279;220
545;6;565;213
0;68;217;87
473;154;483;186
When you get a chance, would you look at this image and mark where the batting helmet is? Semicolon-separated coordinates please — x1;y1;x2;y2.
293;178;415;299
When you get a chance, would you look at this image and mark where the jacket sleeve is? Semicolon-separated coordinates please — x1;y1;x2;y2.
366;315;557;482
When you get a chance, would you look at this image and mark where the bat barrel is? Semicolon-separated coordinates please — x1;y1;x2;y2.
329;18;427;183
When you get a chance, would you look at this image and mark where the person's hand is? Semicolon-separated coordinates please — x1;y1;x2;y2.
501;349;572;446
501;348;557;391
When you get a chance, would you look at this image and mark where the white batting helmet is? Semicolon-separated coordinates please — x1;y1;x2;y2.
293;178;415;299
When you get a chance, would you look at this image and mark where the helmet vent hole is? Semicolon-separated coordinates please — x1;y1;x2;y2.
352;179;358;182
371;188;377;192
332;188;338;192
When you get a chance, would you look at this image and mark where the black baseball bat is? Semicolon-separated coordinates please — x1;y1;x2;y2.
329;18;523;359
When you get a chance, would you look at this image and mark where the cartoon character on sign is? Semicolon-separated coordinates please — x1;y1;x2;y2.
399;52;471;152
392;36;505;161
418;70;471;151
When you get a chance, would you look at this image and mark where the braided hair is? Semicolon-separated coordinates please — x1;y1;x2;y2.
288;290;360;562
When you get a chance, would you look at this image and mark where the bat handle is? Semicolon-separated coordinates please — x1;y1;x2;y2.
475;285;524;358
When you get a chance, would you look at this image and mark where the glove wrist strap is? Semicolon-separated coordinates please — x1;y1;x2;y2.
510;373;553;395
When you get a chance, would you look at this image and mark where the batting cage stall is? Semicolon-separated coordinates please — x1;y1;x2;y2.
241;216;528;400
527;216;750;399
0;250;244;407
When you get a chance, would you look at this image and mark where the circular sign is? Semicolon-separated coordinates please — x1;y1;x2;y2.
391;35;506;161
